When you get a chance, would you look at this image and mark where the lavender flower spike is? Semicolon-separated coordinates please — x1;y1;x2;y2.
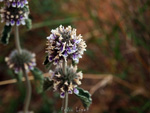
46;25;87;65
47;65;83;98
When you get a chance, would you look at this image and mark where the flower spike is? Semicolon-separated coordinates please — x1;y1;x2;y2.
46;25;87;65
47;65;83;98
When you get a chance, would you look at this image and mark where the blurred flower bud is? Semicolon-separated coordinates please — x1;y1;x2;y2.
5;49;36;73
0;1;29;26
1;0;28;8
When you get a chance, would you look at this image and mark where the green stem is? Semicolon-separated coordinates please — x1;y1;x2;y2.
23;68;32;113
14;25;31;113
64;92;68;113
15;25;22;54
62;61;68;113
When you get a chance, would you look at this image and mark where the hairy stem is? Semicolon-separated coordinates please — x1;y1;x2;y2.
23;68;32;113
15;25;22;54
14;25;31;113
62;61;68;113
64;92;68;113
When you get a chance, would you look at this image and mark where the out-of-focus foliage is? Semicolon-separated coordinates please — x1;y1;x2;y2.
25;19;32;30
0;25;12;44
31;67;44;93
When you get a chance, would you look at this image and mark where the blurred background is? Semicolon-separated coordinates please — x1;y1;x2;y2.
0;0;150;113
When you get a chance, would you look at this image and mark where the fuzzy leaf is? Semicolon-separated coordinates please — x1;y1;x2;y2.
43;77;53;91
23;5;29;12
44;56;49;65
25;19;32;30
1;25;12;44
15;71;23;82
31;67;44;93
75;87;92;108
43;56;52;69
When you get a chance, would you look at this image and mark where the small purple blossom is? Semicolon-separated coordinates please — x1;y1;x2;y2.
10;20;15;26
17;2;21;7
16;20;20;26
12;2;16;7
68;90;72;94
60;92;65;98
74;88;79;94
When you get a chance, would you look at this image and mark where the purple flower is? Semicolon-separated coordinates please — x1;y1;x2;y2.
67;47;71;53
48;65;83;98
0;1;29;26
16;20;20;26
68;90;72;94
49;57;53;61
10;20;15;26
60;92;65;98
5;49;36;73
12;2;16;7
2;0;29;8
63;51;68;58
46;25;87;65
17;2;21;7
72;53;77;60
21;1;24;8
74;88;79;94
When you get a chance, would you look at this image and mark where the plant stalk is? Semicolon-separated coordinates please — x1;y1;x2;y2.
14;25;31;113
64;92;68;113
62;61;68;113
15;25;22;54
23;68;32;113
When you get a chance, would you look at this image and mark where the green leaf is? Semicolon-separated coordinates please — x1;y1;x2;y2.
74;87;92;108
43;77;53;91
1;25;12;44
14;71;23;82
31;67;44;93
25;19;32;30
44;56;49;65
23;6;32;30
32;18;78;29
23;5;29;12
43;56;52;69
